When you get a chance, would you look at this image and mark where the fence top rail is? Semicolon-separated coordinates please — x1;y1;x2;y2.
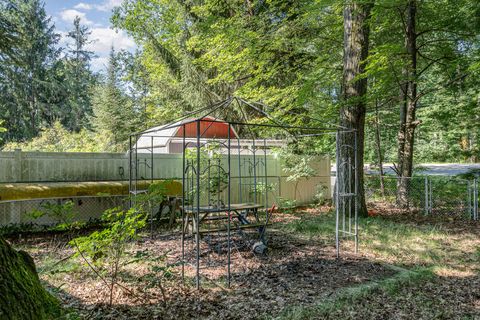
0;194;128;204
0;150;127;157
365;174;478;180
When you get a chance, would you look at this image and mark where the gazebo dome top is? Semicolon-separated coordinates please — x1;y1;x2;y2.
134;116;239;153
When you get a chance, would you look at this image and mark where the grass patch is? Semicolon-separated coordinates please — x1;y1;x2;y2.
280;210;477;268
275;210;480;319
273;267;435;320
280;213;335;239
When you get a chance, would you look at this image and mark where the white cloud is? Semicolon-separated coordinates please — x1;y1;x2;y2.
87;27;135;54
57;2;135;72
73;3;93;10
72;0;123;13
57;30;71;49
94;0;123;12
59;9;93;25
91;56;109;71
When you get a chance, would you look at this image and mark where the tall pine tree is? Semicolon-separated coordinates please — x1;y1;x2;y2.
0;0;60;141
64;16;96;131
91;48;139;152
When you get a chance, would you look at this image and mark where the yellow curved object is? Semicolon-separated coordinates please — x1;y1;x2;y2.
0;180;182;201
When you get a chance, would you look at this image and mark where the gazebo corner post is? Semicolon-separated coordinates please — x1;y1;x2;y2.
151;136;154;183
217;157;221;208
195;119;201;290
253;138;257;204
181;124;186;282
134;134;138;203
128;135;132;208
207;158;211;207
150;135;154;238
344;154;350;234
467;180;472;219
354;130;359;254
264;138;268;224
335;130;340;258
237;137;242;203
227;124;232;288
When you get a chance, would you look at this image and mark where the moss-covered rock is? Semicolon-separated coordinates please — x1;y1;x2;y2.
0;237;62;319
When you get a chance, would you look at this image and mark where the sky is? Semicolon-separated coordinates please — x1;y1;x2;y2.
45;0;136;72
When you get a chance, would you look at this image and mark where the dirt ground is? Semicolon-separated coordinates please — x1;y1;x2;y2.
322;273;480;320
10;211;396;320
10;207;480;319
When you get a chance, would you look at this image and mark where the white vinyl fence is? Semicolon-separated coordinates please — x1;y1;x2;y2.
0;150;128;182
0;150;331;226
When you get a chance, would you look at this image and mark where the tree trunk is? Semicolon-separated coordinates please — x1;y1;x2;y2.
0;237;61;319
339;1;372;218
396;0;418;208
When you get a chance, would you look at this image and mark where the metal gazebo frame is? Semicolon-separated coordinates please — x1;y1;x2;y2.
128;97;359;289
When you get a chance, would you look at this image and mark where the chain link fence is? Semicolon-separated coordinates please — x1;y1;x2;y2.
0;195;128;230
365;175;479;220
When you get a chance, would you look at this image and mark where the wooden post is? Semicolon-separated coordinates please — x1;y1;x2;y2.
13;149;22;182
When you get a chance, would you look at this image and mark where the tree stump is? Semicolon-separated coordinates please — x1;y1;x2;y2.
0;237;62;319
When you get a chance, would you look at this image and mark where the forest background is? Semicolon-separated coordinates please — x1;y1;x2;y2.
0;0;479;166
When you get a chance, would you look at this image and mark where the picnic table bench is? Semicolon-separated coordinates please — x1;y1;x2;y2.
182;203;267;235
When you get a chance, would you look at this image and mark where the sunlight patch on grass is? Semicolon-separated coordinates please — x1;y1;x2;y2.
279;212;335;241
281;211;479;270
273;267;434;320
433;266;476;278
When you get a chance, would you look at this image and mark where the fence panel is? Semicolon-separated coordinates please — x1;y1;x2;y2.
365;176;425;213
0;151;331;226
0;150;329;184
0;196;127;227
365;175;479;220
0;150;129;183
429;177;470;217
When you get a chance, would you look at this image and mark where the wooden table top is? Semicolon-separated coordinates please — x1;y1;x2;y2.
183;203;264;213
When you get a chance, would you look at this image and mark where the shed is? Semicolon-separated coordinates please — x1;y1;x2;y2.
135;116;284;154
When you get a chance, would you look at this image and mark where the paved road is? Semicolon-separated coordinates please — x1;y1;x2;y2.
367;163;480;176
332;163;480;176
330;163;480;197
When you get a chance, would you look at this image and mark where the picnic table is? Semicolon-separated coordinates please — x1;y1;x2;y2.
182;203;266;235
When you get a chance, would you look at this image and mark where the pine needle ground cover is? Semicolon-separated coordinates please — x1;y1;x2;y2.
276;212;480;320
8;209;480;319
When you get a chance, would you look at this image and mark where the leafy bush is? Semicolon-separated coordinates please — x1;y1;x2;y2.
185;143;228;206
71;207;147;305
313;184;329;205
250;182;276;198
277;197;297;213
134;181;168;214
2;121;111;152
131;249;177;302
0;222;40;236
0;119;6;144
280;149;317;201
29;200;84;230
68;181;169;305
27;181;171;305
